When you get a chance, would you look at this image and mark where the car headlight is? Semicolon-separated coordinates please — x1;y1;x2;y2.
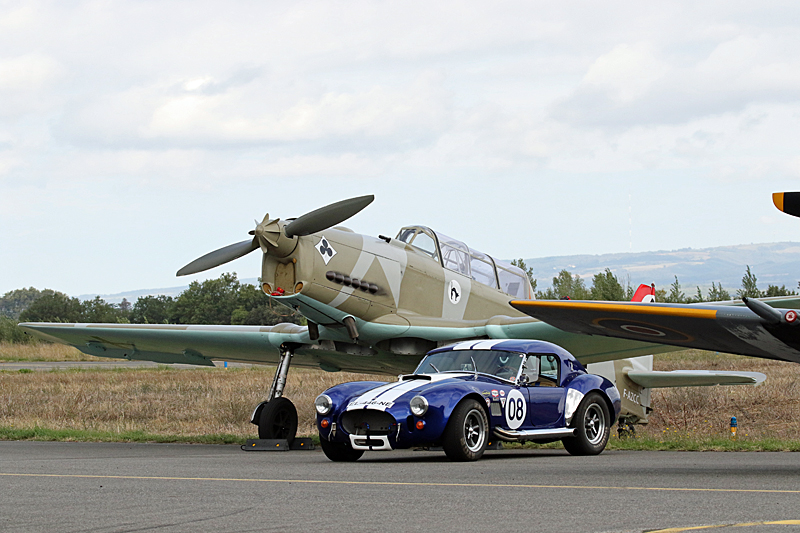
409;395;428;416
315;394;333;415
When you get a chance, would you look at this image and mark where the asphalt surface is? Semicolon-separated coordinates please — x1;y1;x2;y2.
0;442;799;532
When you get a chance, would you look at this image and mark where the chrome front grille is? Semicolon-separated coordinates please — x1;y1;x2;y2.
341;409;396;435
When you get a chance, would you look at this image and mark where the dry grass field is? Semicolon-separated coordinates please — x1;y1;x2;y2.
1;342;799;444
0;342;103;362
644;350;800;441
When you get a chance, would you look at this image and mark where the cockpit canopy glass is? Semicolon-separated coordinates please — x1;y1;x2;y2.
494;260;529;299
395;226;532;298
396;226;438;262
414;349;525;381
437;232;471;277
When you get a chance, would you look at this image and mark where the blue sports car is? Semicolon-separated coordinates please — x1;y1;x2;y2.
315;339;621;461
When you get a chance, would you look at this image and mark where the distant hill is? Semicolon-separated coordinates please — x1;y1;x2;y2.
526;242;800;292
79;242;800;303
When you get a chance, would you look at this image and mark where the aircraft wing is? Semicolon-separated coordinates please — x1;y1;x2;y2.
18;322;312;367
509;299;800;364
626;370;766;388
17;321;423;375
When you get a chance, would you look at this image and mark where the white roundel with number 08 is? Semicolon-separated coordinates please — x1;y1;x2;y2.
504;389;526;430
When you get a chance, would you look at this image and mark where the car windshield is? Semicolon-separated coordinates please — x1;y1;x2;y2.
414;349;525;381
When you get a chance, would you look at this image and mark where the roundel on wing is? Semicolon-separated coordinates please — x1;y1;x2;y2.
591;318;694;343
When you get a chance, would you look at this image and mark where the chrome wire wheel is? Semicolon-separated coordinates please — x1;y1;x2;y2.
584;403;606;445
463;408;487;452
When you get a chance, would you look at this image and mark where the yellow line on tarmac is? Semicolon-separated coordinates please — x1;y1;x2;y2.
1;472;800;494
648;520;800;532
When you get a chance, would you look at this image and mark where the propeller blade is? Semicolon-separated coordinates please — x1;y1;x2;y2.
284;195;374;238
176;238;259;276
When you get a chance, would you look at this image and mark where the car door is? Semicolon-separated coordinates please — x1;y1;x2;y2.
524;354;566;428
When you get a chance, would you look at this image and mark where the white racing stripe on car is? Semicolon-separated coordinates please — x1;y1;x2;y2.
346;373;470;411
453;340;503;350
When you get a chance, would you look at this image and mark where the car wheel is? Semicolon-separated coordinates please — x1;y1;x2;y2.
258;397;298;442
562;392;610;456
442;399;489;461
319;437;364;462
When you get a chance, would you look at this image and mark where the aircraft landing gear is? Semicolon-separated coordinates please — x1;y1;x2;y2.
251;344;298;442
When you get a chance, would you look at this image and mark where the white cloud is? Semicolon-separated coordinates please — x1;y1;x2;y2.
0;53;59;90
5;0;800;294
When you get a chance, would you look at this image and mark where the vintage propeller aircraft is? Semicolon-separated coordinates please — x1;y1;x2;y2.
18;194;787;443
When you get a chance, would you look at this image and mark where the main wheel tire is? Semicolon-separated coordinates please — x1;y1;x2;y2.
258;397;298;441
442;399;489;462
562;392;610;456
319;437;364;462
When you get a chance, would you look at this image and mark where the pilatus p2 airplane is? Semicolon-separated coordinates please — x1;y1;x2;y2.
20;195;790;443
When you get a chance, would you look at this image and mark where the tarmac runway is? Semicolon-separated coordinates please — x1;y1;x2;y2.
1;442;799;532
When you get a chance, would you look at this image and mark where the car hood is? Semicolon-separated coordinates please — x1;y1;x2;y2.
346;373;472;411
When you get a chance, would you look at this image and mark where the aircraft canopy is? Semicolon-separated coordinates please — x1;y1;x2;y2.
396;226;533;299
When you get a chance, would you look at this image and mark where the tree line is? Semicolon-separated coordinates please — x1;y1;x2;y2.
1;266;797;344
0;273;302;343
511;260;796;303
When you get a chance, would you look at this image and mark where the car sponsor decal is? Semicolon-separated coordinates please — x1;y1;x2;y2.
485;397;491;408
499;390;505;397
346;373;470;411
500;398;506;408
491;390;499;398
481;390;490;396
504;389;526;430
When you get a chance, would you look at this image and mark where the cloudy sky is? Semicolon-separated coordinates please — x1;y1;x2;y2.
2;1;800;297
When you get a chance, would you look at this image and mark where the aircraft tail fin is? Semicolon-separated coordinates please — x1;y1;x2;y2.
631;283;656;303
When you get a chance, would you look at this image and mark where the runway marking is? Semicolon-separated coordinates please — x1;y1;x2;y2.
648;520;800;532
1;472;800;494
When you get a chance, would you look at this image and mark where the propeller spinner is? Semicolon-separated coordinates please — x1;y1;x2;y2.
176;194;374;276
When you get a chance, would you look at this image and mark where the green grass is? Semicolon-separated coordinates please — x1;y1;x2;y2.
0;426;249;445
607;435;800;451
1;426;796;451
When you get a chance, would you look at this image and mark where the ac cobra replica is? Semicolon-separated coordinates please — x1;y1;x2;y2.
315;339;621;461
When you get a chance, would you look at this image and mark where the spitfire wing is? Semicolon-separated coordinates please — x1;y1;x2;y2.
509;299;800;364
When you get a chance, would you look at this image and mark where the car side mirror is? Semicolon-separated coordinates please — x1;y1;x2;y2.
518;374;530;385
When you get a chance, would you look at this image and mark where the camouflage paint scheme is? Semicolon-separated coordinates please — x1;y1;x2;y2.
21;224;675;377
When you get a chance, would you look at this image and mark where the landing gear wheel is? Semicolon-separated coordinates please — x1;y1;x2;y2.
258;397;298;442
562;392;610;456
442;399;489;462
319;438;364;462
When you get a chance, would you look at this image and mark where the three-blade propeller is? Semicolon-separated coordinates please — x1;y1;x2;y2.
176;195;374;276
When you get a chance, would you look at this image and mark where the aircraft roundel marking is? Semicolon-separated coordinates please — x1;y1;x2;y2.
592;318;694;343
786;310;797;323
448;280;461;304
619;324;666;337
504;389;526;430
